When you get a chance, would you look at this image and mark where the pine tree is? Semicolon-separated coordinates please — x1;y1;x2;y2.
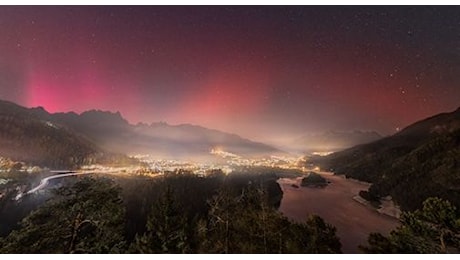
134;186;190;253
0;177;126;253
362;197;460;253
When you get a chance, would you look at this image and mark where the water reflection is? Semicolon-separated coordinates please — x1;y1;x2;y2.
277;173;399;253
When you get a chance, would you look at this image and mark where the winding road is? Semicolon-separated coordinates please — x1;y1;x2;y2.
15;171;92;200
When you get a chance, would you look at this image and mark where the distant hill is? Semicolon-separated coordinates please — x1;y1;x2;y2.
314;107;460;211
0;100;104;168
52;110;283;160
291;130;382;153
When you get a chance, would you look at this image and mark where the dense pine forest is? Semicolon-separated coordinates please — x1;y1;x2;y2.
1;168;459;253
0;170;342;253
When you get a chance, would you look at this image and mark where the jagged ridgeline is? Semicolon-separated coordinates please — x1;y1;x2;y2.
0;99;283;168
0;100;133;168
314;107;460;211
51;110;283;159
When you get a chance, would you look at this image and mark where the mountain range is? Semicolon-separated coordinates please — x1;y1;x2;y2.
0;100;282;168
314;107;460;211
3;98;459;210
51;109;282;160
0;100;103;168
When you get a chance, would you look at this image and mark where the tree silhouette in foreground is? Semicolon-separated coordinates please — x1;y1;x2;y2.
1;174;342;254
133;186;191;253
361;197;460;253
0;177;126;253
197;184;341;253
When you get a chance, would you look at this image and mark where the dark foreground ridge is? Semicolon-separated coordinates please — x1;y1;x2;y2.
314;106;460;211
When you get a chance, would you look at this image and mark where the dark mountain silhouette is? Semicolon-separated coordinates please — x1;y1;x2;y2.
52;110;283;160
0;100;282;165
314;107;460;211
292;130;382;152
0;100;104;168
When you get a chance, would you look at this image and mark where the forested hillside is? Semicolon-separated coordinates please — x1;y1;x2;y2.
0;171;342;253
0;101;101;168
0;100;135;168
314;107;460;211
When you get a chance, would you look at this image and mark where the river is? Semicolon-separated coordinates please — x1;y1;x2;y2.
277;173;400;253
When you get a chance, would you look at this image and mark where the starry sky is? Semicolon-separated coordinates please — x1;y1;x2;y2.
1;6;459;143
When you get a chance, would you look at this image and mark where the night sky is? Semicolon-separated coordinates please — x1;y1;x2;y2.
1;6;459;143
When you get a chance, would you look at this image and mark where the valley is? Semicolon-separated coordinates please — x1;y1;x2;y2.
1;5;460;254
1;100;459;253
